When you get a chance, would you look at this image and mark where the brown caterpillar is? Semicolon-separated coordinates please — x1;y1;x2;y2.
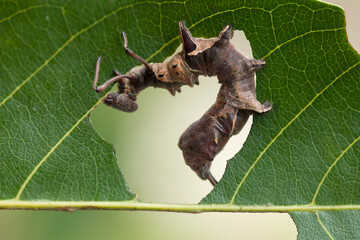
93;21;272;186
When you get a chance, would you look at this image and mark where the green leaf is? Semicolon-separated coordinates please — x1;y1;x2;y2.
0;0;359;239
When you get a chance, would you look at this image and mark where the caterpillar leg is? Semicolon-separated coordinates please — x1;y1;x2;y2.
92;57;132;92
223;83;272;113
122;32;153;71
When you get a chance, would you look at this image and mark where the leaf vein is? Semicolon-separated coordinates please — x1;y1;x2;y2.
311;136;360;204
316;212;335;240
0;4;61;24
262;28;345;59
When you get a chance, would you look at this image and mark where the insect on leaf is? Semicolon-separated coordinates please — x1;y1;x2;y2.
0;0;359;239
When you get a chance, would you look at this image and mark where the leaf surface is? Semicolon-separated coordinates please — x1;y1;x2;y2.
0;0;359;239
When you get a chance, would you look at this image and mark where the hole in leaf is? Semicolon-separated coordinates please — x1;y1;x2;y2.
91;30;254;203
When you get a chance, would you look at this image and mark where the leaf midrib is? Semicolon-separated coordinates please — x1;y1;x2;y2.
2;200;360;211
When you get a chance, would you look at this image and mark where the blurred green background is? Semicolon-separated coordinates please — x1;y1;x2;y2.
1;1;358;239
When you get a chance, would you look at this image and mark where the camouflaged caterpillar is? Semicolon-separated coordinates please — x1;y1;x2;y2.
93;21;272;186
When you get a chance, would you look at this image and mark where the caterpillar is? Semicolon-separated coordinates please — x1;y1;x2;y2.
93;21;272;186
